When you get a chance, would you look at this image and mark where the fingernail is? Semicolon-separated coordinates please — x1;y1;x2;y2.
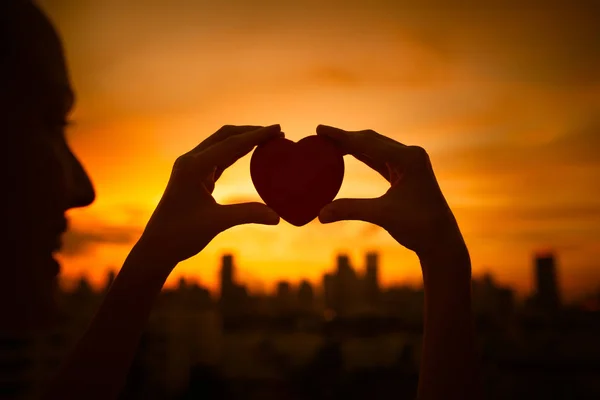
317;125;345;136
253;124;280;133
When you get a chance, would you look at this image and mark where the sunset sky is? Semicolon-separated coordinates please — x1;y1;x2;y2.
38;0;600;302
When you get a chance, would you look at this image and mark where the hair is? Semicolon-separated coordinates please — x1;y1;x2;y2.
1;1;65;96
1;1;35;84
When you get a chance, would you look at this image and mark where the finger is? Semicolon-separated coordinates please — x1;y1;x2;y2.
316;125;409;166
212;148;253;184
319;197;386;226
216;202;280;230
201;124;282;171
317;124;407;146
315;125;392;160
189;125;266;155
214;128;285;182
214;144;260;181
316;125;391;181
353;152;391;183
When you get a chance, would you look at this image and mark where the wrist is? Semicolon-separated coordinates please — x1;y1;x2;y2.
126;239;178;277
418;235;472;288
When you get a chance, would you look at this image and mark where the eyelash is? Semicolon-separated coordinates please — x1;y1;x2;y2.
55;118;74;128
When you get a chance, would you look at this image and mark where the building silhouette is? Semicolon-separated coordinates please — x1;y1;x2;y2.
335;254;360;316
298;280;315;315
471;272;515;327
324;254;366;317
321;253;385;317
219;254;248;319
275;280;293;314
220;254;234;297
364;252;380;309
323;273;336;314
3;249;599;399
534;252;561;313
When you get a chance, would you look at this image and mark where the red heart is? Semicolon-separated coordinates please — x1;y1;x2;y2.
250;135;345;226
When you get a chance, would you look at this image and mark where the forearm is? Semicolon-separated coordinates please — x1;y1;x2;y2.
43;244;175;400
417;242;483;400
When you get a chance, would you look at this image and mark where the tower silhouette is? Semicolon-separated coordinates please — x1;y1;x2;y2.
364;252;380;307
219;254;238;318
534;252;561;312
298;280;315;314
335;254;359;316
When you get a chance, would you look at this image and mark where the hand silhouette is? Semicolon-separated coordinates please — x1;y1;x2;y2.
137;125;282;265
316;125;466;260
317;125;482;399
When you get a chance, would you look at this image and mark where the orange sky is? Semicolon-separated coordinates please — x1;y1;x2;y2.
39;0;600;302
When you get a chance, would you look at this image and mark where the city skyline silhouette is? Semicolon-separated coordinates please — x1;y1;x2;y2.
19;247;599;399
62;248;599;312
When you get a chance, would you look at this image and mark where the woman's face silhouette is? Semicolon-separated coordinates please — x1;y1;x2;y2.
1;2;95;328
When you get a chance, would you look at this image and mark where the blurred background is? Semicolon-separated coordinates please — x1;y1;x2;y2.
28;0;600;398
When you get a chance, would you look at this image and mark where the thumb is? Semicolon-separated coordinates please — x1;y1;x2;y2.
218;202;280;230
319;198;384;225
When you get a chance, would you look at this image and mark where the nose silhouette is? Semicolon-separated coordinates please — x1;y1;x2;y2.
66;151;95;209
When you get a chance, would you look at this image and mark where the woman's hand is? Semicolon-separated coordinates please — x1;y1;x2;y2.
136;124;283;267
316;125;467;265
44;126;284;400
317;126;482;399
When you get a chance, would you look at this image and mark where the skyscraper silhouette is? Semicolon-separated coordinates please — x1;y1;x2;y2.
364;252;380;308
219;254;238;318
336;254;359;316
534;252;561;312
276;280;293;314
298;280;315;314
220;254;234;297
323;273;336;313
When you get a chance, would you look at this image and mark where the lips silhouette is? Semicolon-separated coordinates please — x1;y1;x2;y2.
250;136;345;226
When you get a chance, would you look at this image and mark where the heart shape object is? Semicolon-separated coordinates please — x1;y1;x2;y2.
250;135;345;226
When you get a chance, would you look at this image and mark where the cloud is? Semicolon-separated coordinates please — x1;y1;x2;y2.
379;1;600;86
309;66;362;87
498;204;600;223
548;116;600;165
434;113;600;179
40;0;600;83
61;225;143;256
